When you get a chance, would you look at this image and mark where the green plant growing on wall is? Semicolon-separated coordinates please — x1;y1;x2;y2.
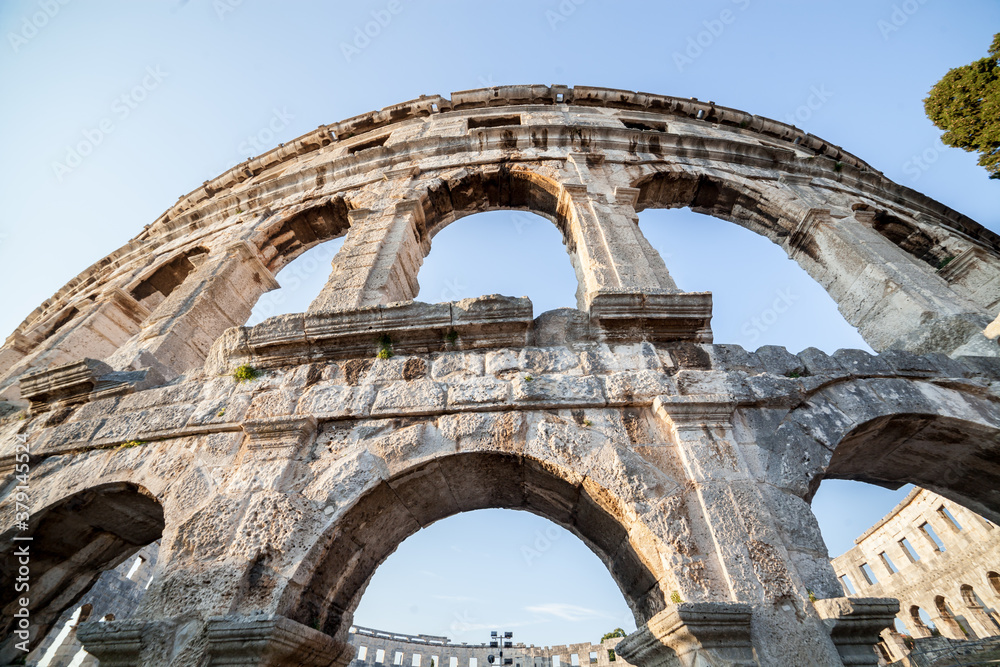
232;364;259;383
670;590;683;604
376;334;394;360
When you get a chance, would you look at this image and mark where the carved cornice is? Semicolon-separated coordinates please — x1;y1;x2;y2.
615;602;755;667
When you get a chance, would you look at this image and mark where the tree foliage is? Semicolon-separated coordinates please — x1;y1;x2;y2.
601;628;627;642
924;33;1000;179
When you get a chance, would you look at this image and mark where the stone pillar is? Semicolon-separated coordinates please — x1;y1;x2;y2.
930;607;966;640
309;201;426;312
559;155;680;308
783;208;996;356
879;629;912;663
651;395;848;665
813;598;901;666
961;600;999;639
107;241;279;375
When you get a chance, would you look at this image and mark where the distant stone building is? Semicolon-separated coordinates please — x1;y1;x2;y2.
831;488;1000;663
346;626;631;667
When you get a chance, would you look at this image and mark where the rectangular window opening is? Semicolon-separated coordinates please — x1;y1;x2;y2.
920;522;946;551
376;650;386;664
879;551;899;575
899;537;920;562
571;655;579;667
470;658;478;667
450;658;458;667
938;505;963;531
394;652;403;665
621;119;667;132
859;562;878;586
431;656;439;667
589;652;597;664
348;134;390;154
839;575;857;595
359;647;369;661
553;657;561;667
468;115;522;129
413;655;421;666
608;650;616;662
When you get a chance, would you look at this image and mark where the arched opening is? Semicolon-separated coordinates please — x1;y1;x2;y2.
636;208;869;353
990;572;1000;599
910;605;937;637
415;167;585;312
0;483;164;658
823;413;1000;524
248;236;347;325
283;452;667;645
416;210;578;314
352;509;635;645
961;584;1000;637
811;480;914;559
935;595;970;639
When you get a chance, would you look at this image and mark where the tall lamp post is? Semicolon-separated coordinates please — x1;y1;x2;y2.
488;631;514;667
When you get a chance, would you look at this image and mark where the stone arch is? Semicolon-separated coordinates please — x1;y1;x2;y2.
767;376;1000;522
934;595;968;639
961;583;1000;637
908;605;934;638
631;167;991;354
989;571;1000;599
0;482;164;658
279;451;669;644
416;166;591;308
253;195;353;275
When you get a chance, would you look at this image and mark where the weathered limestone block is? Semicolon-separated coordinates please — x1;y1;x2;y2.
615;603;755;667
813;597;899;667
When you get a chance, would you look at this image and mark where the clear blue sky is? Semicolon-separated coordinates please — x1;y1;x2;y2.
2;0;997;647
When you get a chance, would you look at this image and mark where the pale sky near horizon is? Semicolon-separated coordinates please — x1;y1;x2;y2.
2;0;998;647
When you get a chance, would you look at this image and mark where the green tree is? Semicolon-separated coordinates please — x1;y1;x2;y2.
600;628;626;642
924;33;1000;179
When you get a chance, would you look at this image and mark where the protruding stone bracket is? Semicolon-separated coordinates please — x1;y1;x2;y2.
615;602;756;667
243;415;318;451
205;614;353;667
786;208;830;262
588;291;713;343
653;395;736;431
813;597;900;667
614;186;641;208
19;358;112;409
76;619;154;667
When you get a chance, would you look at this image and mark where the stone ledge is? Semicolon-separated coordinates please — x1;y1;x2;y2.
205;614;353;667
813;596;899;667
615;602;755;667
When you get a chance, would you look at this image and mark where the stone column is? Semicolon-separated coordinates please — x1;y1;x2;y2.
107;241;279;375
960;599;999;639
813;598;901;667
651;395;854;665
309;200;426;312
560;155;680;308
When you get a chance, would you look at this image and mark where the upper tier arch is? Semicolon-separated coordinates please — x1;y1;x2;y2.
4;84;1000;392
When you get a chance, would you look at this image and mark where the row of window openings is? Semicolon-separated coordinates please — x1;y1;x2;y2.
356;649;612;666
840;505;980;595
839;506;989;593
